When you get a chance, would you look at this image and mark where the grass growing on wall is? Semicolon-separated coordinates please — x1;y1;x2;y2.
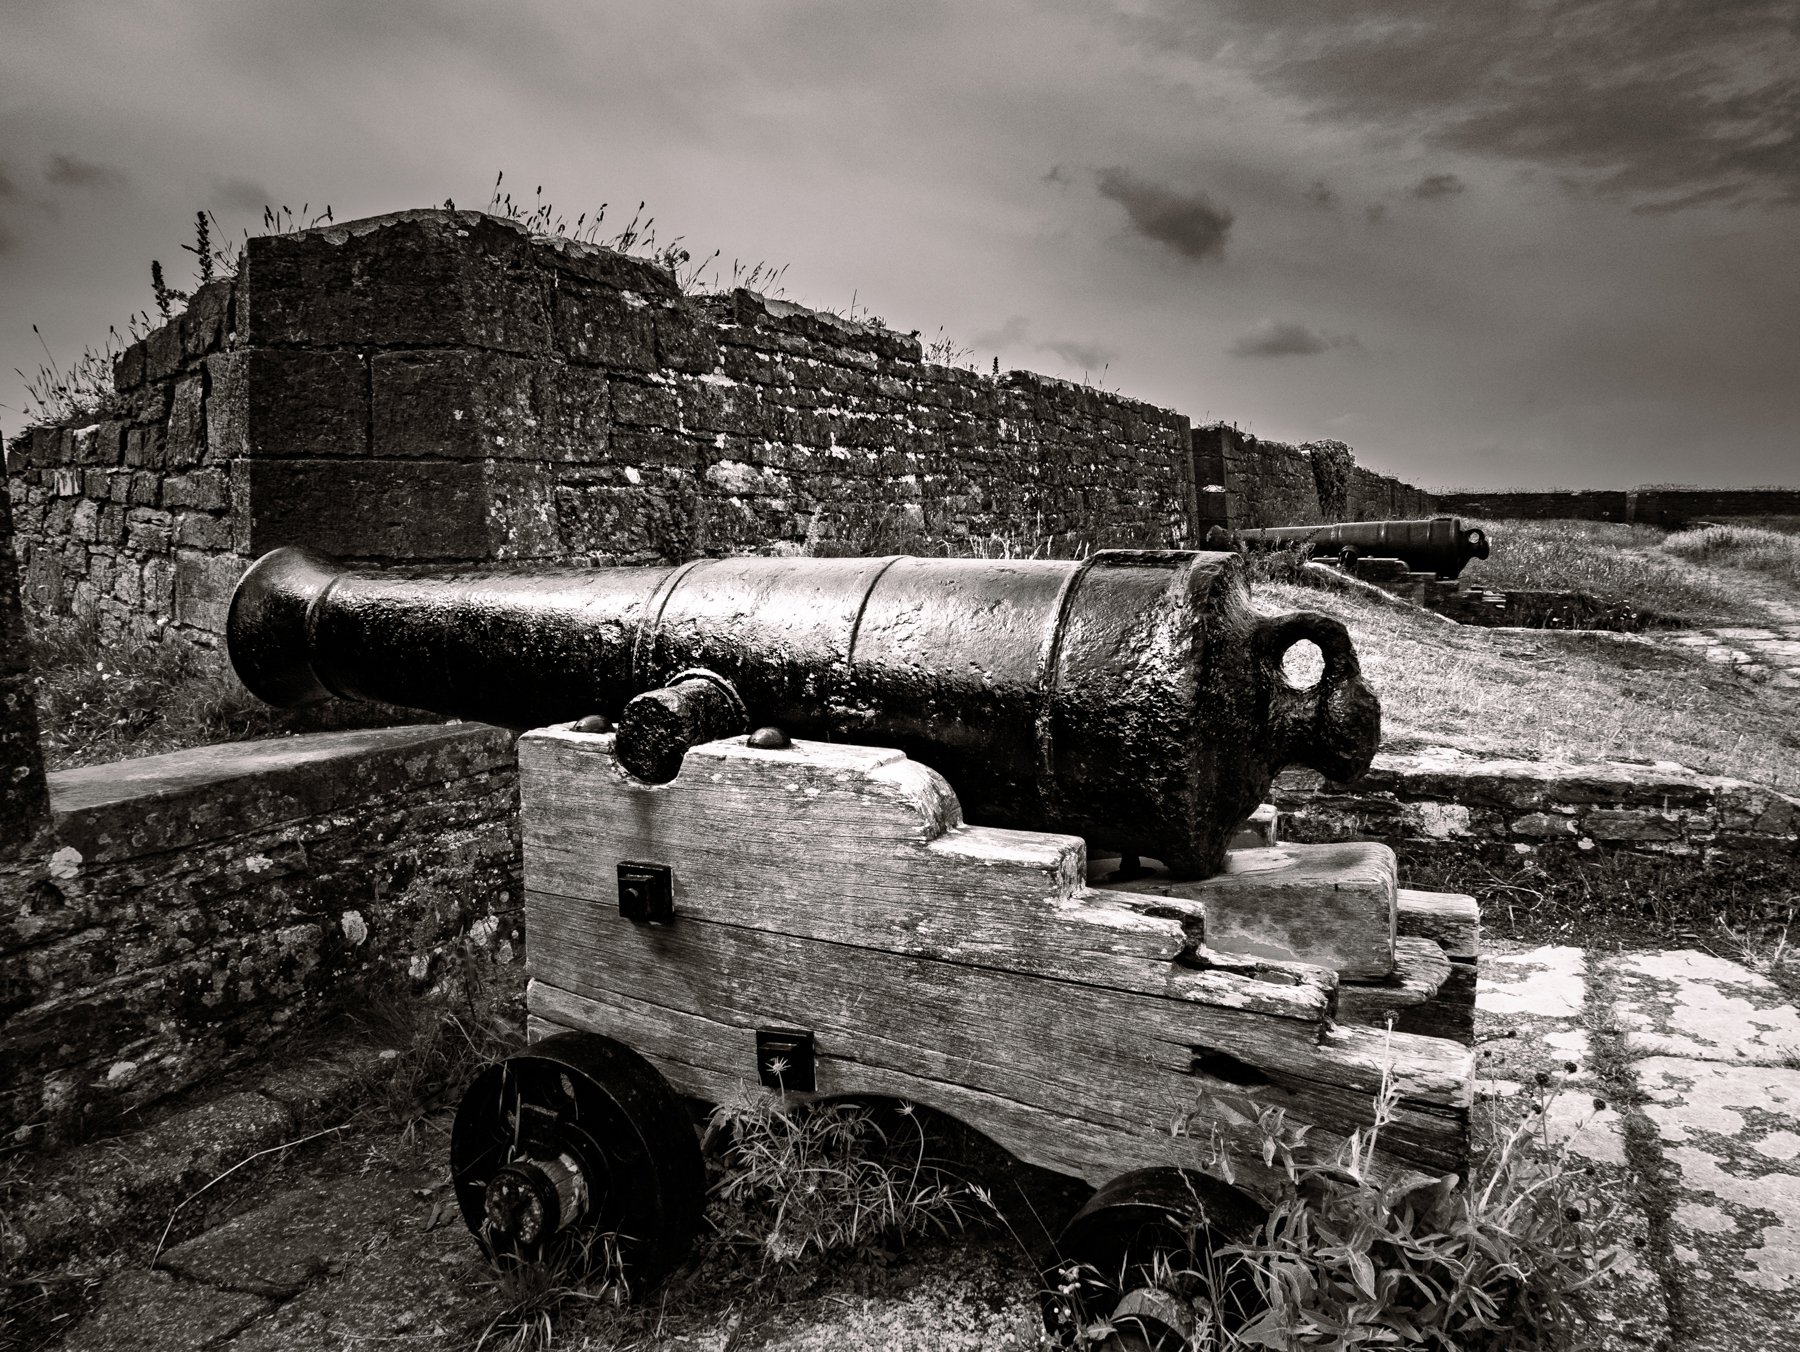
27;616;430;771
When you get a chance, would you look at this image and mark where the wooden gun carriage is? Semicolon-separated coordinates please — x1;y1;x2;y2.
227;545;1478;1340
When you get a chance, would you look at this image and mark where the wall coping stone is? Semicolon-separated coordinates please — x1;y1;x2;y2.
48;723;516;865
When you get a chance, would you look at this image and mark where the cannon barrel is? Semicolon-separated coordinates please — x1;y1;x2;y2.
1211;516;1490;580
228;547;1380;878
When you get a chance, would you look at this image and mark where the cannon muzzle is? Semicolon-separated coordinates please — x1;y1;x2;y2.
229;547;1379;878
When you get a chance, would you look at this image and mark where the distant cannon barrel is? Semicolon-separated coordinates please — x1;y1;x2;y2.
228;547;1380;878
1209;516;1491;580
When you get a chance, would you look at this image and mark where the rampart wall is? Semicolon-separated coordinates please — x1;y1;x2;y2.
1434;488;1800;526
5;210;1444;644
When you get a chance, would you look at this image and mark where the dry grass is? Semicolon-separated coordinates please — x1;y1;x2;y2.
27;615;428;771
1662;523;1800;589
1253;579;1799;792
1456;519;1762;627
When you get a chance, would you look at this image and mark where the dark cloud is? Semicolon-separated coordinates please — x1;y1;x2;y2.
1410;171;1466;201
1303;179;1338;210
1364;202;1388;225
210;176;275;212
45;153;125;188
1128;2;1800;210
1094;166;1232;260
0;223;17;256
972;315;1031;349
1043;337;1118;371
0;166;17;198
1042;164;1071;186
1229;320;1359;359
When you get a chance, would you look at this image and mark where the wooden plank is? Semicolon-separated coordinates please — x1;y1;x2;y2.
1098;842;1397;978
1396;889;1480;960
520;729;1334;1019
525;900;1470;1173
529;985;1447;1194
1395;959;1477;1046
1336;937;1454;1029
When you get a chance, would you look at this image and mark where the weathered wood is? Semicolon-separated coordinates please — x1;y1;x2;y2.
526;901;1470;1173
519;730;1472;1189
1336;937;1454;1029
1396;959;1477;1045
1098;842;1397;978
529;985;1452;1192
1396;889;1480;960
522;729;1333;1018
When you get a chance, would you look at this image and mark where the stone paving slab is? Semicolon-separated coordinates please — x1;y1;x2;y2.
1614;950;1800;1064
55;1266;273;1351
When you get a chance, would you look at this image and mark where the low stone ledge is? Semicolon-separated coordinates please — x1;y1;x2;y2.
49;723;515;865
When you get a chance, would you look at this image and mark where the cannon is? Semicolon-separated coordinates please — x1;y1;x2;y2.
1207;516;1491;580
228;546;1476;1341
228;545;1381;879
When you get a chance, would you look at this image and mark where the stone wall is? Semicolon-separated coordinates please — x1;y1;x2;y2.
6;281;242;648
1626;488;1800;528
7;211;1202;645
1;723;521;1147
1274;749;1798;929
1433;488;1800;527
1193;424;1436;529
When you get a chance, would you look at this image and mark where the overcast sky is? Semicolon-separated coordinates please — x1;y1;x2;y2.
2;1;1795;489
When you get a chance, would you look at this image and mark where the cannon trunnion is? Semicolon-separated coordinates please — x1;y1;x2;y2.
229;546;1380;879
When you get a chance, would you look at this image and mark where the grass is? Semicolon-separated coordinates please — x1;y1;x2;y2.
1251;577;1800;792
1455;519;1763;627
26;615;430;771
1661;523;1800;589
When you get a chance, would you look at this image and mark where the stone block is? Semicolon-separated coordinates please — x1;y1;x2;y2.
1585;808;1684;842
165;375;206;467
161;468;230;512
206;349;368;460
537;365;611;458
172;549;246;632
238;457;490;559
370;349;540;459
144;320;184;381
244;210;552;352
180;279;232;360
113;339;146;392
610;376;680;428
125;423;167;470
175;513;231;551
553;280;658;369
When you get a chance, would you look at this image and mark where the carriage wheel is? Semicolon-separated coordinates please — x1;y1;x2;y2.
450;1032;704;1290
1042;1168;1264;1350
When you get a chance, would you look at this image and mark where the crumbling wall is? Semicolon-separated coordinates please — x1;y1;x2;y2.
1194;423;1436;529
7;211;1197;643
1432;490;1630;522
6;281;243;647
1;723;521;1147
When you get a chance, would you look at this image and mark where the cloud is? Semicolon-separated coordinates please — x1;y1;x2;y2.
1127;2;1800;210
1303;179;1338;210
1364;202;1388;225
972;315;1032;349
1410;171;1466;200
45;153;125;188
210;176;275;212
1041;164;1071;186
0;166;17;199
1094;166;1232;260
1229;320;1359;359
1043;337;1119;371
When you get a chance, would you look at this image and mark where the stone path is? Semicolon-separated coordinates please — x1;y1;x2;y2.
39;944;1800;1350
1663;628;1800;687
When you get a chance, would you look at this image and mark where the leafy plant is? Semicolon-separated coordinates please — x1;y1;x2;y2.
704;1087;978;1268
1054;1065;1622;1350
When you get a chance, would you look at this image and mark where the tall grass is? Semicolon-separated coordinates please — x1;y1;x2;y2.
1661;523;1800;590
1457;520;1755;627
26;616;426;770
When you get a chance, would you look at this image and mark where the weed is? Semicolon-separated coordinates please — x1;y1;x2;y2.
25;614;427;770
1052;1065;1621;1350
1661;523;1800;589
923;326;974;368
472;1230;629;1352
704;1088;977;1269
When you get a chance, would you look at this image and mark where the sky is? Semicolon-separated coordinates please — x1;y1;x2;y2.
1;0;1795;490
